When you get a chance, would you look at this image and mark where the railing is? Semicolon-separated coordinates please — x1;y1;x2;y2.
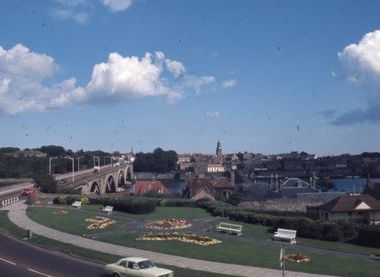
1;196;19;208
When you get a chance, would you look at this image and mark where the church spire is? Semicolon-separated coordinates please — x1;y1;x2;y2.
216;138;222;162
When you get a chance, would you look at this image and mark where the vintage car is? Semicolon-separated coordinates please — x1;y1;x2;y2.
105;257;174;277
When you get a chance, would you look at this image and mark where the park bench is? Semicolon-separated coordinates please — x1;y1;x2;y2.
102;205;113;215
273;228;297;244
216;222;243;236
72;201;81;209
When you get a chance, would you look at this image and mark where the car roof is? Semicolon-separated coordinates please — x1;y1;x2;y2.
120;257;150;263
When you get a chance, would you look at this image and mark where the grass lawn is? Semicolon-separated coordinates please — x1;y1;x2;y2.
211;219;380;256
27;206;122;235
100;232;380;277
25;205;380;277
0;211;232;277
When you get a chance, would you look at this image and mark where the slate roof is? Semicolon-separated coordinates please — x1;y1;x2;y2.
320;194;380;212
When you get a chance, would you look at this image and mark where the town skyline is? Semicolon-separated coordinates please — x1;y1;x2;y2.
1;1;380;155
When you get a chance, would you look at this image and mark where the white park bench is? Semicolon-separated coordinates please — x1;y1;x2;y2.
72;201;81;209
216;222;243;236
102;205;113;215
273;228;297;244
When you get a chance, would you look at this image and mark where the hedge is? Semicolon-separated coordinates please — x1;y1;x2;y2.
159;199;198;207
90;197;157;214
198;199;357;241
53;195;82;205
356;225;380;247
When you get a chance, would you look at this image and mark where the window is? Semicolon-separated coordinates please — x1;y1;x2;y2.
127;262;136;269
138;260;155;269
118;260;127;267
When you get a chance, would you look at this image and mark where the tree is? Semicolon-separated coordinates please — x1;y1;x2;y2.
134;148;178;173
39;145;67;157
33;173;57;193
226;193;245;206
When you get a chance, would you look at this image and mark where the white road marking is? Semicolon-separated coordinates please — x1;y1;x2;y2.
27;268;53;277
0;257;16;265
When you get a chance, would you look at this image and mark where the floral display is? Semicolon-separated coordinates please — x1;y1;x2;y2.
137;232;221;246
284;253;310;263
52;209;68;215
145;218;191;230
85;216;116;230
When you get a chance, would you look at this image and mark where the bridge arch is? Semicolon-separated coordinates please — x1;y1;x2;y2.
126;166;132;181
105;175;116;193
118;170;125;187
90;182;101;194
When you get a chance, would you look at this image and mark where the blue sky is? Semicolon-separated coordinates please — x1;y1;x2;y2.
1;0;380;155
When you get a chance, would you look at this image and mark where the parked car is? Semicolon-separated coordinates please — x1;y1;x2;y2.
105;257;174;277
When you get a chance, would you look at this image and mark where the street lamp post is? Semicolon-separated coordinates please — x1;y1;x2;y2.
49;157;57;175
66;157;75;182
77;156;84;172
280;244;285;277
93;156;100;167
104;156;113;167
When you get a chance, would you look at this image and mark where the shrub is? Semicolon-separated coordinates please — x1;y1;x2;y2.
80;195;89;205
159;199;197;207
356;225;380;247
65;195;81;205
92;197;156;214
53;196;67;205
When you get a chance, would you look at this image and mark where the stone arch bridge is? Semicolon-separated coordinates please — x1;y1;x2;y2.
58;163;133;195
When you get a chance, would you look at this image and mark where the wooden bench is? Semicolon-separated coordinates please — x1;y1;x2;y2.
216;222;243;236
273;228;297;244
72;201;81;209
102;205;113;214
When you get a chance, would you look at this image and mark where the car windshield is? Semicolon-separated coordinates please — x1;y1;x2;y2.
138;260;155;269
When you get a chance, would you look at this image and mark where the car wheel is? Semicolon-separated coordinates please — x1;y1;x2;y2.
112;273;120;277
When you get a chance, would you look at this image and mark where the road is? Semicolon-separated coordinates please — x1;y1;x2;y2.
54;164;112;181
0;232;106;277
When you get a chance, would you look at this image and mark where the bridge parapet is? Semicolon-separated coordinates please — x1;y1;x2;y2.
57;162;134;195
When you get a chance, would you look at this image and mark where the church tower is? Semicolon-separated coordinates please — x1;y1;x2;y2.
216;139;223;162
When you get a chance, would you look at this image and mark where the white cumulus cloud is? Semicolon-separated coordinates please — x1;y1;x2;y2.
165;59;186;78
0;44;85;115
86;52;179;101
0;44;55;79
101;0;133;12
338;30;380;86
220;79;237;88
182;75;216;95
205;111;220;118
332;30;380;125
0;44;217;115
52;8;90;24
86;51;215;103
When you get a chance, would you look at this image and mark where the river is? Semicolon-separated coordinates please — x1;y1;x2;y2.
332;177;380;193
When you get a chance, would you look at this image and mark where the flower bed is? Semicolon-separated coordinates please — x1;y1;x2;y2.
145;218;191;230
137;232;221;246
52;209;68;215
284;253;310;263
85;216;116;230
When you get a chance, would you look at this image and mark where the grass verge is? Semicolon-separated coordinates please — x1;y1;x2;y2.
0;211;232;277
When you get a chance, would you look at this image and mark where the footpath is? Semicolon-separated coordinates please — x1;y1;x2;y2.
5;202;333;277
